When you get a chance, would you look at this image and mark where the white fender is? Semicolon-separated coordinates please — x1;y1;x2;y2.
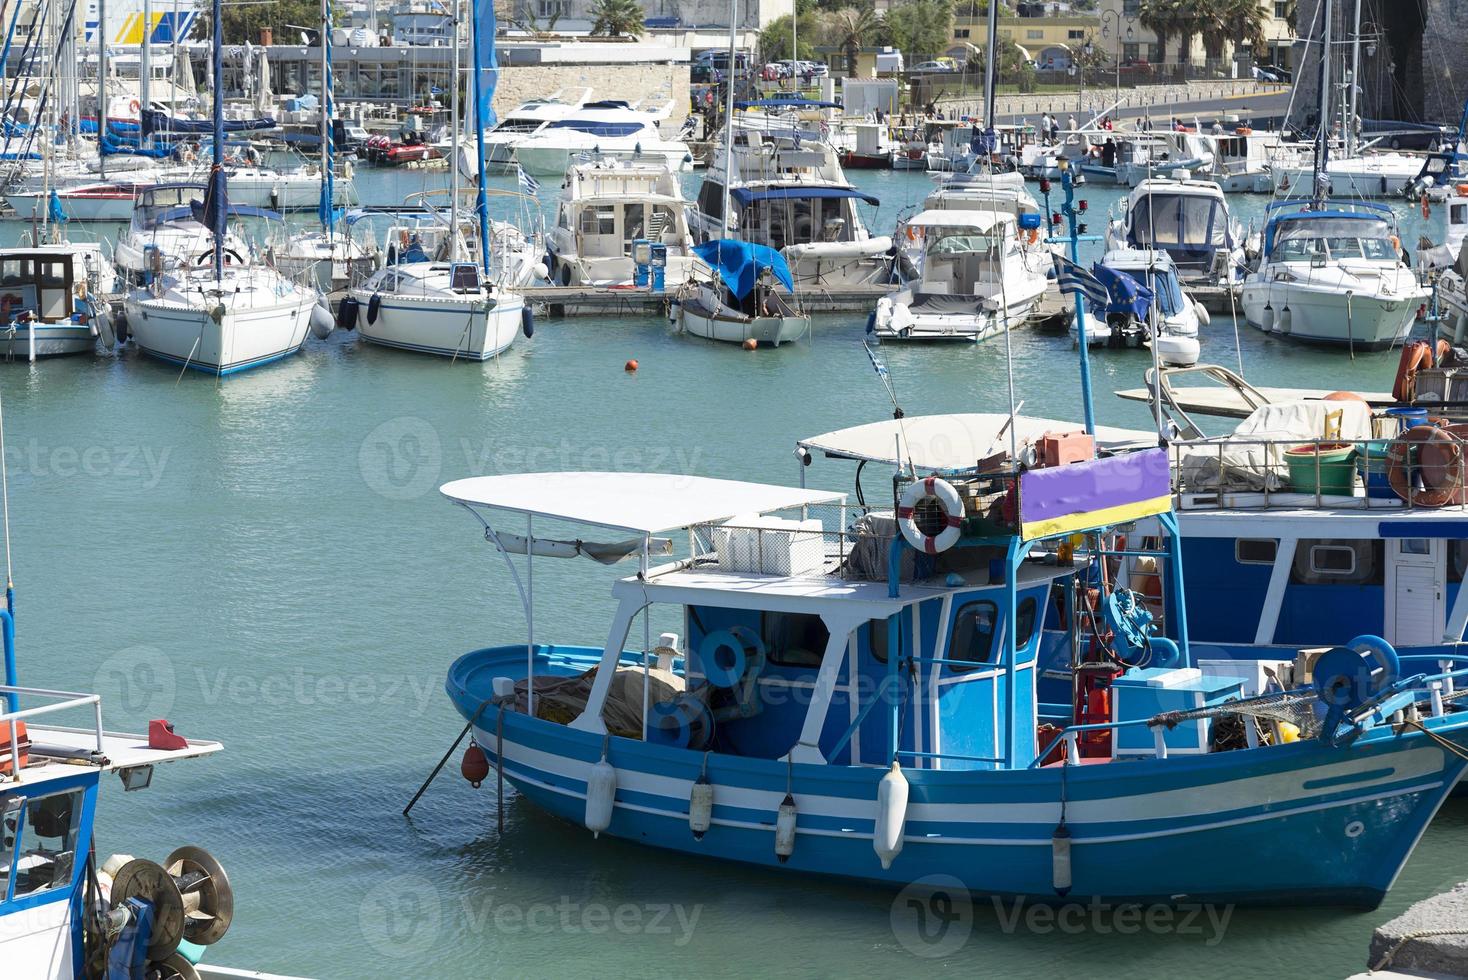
1193;299;1211;326
774;792;797;862
873;762;909;869
584;751;617;838
689;776;713;839
310;299;335;340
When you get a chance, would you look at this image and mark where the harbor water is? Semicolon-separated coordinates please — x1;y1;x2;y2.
4;160;1464;977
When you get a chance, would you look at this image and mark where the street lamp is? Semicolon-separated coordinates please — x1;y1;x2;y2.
1098;9;1137;111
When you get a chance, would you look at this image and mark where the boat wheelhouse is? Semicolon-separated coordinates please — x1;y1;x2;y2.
0;247;115;359
437;458;1468;906
1105;173;1243;286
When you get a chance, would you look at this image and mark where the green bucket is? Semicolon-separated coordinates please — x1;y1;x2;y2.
1285;444;1358;496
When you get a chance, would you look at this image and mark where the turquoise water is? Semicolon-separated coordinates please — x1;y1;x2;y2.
3;161;1463;978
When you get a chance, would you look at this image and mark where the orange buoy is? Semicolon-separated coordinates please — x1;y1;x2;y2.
1422;193;1432;219
1324;390;1367;403
461;743;490;788
624;359;638;372
742;338;757;350
1393;340;1433;402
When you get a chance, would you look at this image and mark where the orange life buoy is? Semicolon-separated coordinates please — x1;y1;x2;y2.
1437;338;1451;365
1393;339;1433;402
1422;193;1432;219
906;225;917;241
1389;425;1465;507
129;99;141;114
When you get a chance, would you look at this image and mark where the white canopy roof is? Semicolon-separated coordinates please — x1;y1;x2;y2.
799;414;1155;469
441;472;846;535
904;209;1013;231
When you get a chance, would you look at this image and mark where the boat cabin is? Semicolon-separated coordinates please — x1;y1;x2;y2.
0;251;80;324
1116;176;1238;280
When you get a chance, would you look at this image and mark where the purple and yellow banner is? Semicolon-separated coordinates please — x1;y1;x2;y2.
1017;448;1171;540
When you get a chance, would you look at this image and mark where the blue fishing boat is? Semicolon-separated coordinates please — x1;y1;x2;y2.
439;447;1468;905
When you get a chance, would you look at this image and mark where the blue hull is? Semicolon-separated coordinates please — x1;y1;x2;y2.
450;644;1468;908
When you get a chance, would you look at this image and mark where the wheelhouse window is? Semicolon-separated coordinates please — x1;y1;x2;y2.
1271;217;1396;262
762;611;829;667
869;618;890;663
1129;194;1230;248
1291;539;1381;584
1236;538;1278;565
949;600;999;671
4;789;83;899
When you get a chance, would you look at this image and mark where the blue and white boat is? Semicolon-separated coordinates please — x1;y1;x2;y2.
438;450;1468;905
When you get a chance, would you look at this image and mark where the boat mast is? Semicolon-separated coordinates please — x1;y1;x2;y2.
448;0;459;262
469;0;491;275
1346;0;1361;158
320;0;333;236
209;0;222;281
719;0;736;241
140;0;150;147
983;0;998;138
1313;0;1331;203
98;0;106;179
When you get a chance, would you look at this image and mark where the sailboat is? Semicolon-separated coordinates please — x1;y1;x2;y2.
345;0;527;360
1240;0;1428;350
273;0;372;292
671;0;809;347
121;0;321;375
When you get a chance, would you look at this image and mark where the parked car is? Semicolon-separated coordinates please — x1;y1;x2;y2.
911;61;951;74
1253;63;1292;82
1118;59;1154;76
798;60;829;78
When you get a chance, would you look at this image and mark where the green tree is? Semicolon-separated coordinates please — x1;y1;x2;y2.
209;0;328;45
965;37;1036;92
1138;0;1186;73
820;6;882;78
885;0;954;63
1198;0;1266;68
758;11;824;61
589;0;645;37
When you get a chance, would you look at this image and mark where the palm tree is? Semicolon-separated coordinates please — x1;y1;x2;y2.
1137;0;1179;76
1223;0;1268;60
821;6;881;79
589;0;644;38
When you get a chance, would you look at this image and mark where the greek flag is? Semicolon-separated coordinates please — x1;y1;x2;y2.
516;164;540;196
1053;254;1108;308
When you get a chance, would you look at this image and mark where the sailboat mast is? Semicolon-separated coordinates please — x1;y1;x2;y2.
719;0;737;240
321;0;333;234
449;0;460;263
98;0;107;179
140;0;150;146
469;0;491;274
210;0;222;281
984;0;998;131
1346;0;1361;158
1314;0;1332;200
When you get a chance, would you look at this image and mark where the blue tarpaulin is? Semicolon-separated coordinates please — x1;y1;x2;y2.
141;108;275;136
47;189;66;224
1093;263;1154;320
693;240;795;301
729;186;879;207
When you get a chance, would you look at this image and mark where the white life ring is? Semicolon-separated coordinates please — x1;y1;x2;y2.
897;477;963;554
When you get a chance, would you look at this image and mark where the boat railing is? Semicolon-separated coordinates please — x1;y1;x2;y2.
0;684;105;782
1170;431;1468;512
1029;660;1468;768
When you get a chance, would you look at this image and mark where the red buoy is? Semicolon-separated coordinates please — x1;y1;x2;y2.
742;338;757;351
625;359;638;372
461;743;490;788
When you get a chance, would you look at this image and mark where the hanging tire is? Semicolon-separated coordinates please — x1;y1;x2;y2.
337;296;359;332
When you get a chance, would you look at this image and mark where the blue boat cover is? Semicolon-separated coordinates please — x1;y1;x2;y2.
473;0;498;128
729;186;879;207
1093;263;1154;320
693;240;794;300
141;108;276;135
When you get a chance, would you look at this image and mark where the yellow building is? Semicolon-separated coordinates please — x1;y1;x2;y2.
1093;0;1295;73
949;12;1101;71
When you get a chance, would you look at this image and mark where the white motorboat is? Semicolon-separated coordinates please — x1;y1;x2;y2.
873;209;1049;342
455;89;591;175
1068;248;1204;365
512;100;692;176
544;158;697;288
348;258;526;360
1105;170;1245;286
1270;146;1429;199
1241;199;1429;350
669;239;809;346
693;126;893;287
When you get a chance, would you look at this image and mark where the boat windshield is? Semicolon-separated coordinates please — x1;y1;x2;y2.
1272;217;1396;261
1128;193;1230;248
927;232;1006;255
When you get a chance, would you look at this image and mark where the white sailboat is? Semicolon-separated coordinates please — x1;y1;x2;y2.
345;0;526;361
122;0;320;376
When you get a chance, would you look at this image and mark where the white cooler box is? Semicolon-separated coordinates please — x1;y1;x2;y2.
714;514;825;576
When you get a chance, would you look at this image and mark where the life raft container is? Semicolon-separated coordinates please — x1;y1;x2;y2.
1388;424;1465;507
897;477;964;554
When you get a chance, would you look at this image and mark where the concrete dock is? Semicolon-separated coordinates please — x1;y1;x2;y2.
1345;879;1468;979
